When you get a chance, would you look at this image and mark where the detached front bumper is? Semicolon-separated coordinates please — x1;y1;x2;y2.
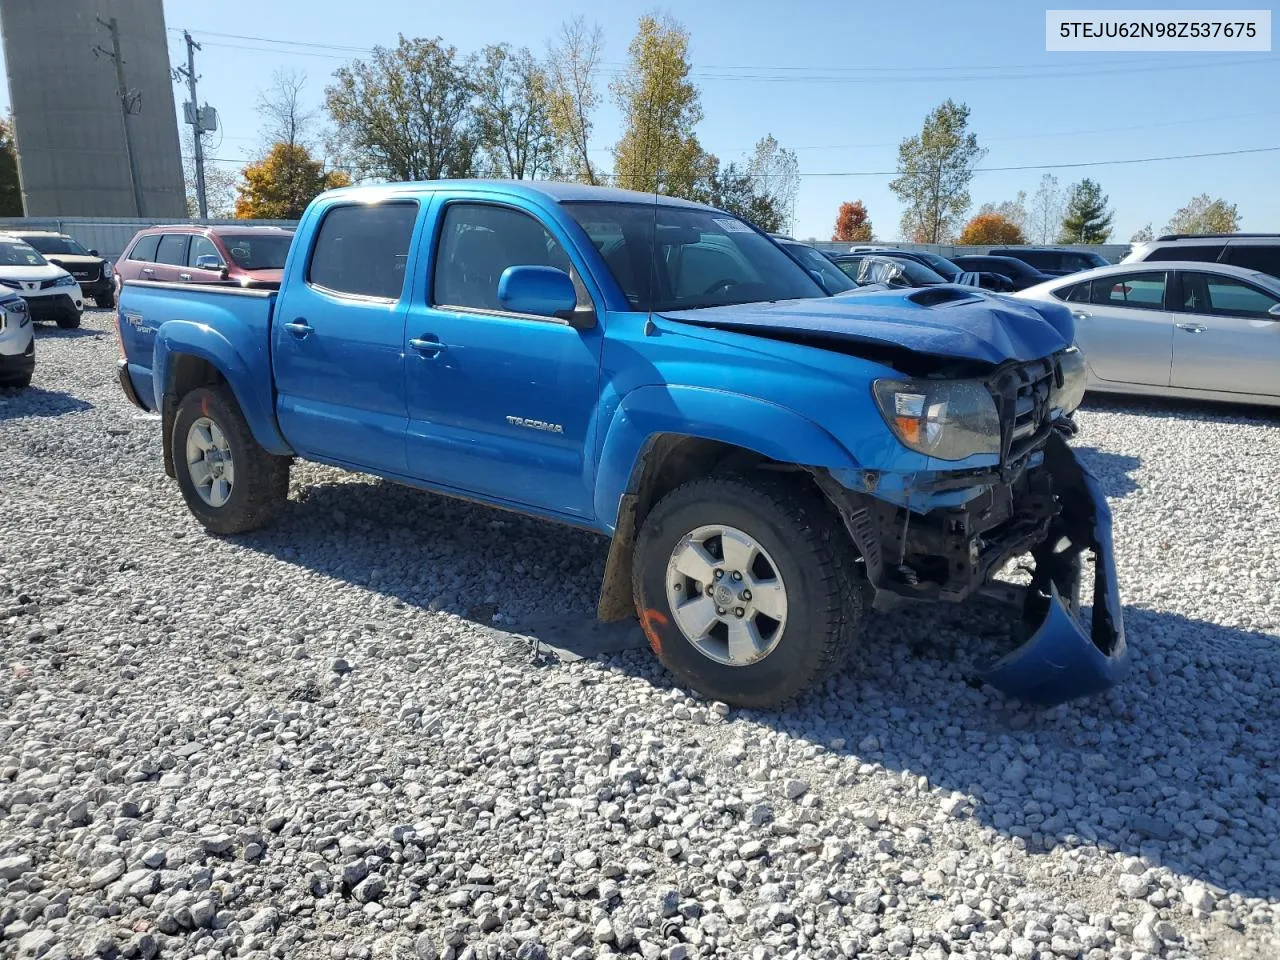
819;432;1128;708
977;434;1128;705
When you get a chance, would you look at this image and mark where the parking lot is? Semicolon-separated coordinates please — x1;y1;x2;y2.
2;311;1279;959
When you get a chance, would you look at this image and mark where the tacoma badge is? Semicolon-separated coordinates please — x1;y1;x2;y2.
506;415;564;434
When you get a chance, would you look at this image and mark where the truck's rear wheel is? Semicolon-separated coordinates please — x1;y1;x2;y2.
172;384;289;535
632;474;861;708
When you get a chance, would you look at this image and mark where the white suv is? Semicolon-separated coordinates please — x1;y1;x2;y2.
0;233;85;329
1122;233;1280;280
0;289;34;388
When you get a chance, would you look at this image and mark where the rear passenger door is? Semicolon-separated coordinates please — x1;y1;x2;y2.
271;199;422;475
151;234;189;282
1071;271;1174;386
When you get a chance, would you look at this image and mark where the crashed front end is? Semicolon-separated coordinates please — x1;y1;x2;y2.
817;349;1129;707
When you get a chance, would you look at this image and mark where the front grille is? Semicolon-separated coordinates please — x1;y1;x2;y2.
71;267;99;281
40;277;61;290
987;357;1056;468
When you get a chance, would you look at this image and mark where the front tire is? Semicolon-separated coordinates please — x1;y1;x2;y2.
632;474;862;708
95;293;115;309
172;384;290;535
55;311;81;329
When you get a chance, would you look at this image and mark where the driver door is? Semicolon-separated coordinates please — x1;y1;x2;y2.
403;197;605;520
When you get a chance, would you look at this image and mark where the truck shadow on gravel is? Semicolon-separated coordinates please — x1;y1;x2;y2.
1071;446;1141;499
1083;394;1280;425
32;325;106;341
239;471;1278;903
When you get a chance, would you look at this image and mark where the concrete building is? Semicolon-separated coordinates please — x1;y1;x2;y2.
1;0;186;217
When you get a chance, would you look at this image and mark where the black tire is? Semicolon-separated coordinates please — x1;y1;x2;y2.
632;474;862;708
95;293;115;309
1;373;32;389
55;312;81;329
172;384;290;535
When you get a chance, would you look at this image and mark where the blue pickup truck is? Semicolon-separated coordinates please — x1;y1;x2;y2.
114;180;1127;708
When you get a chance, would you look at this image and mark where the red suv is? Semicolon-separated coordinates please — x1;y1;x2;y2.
113;225;295;296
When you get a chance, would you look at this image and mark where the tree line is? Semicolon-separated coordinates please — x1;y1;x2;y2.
195;15;798;232
829;99;1242;246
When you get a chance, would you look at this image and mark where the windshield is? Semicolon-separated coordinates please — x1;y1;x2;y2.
222;234;293;270
0;240;48;267
835;256;946;286
22;235;90;256
913;251;961;280
781;242;856;294
561;201;824;311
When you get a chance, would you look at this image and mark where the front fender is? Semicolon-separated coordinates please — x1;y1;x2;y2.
593;384;856;532
153;320;291;456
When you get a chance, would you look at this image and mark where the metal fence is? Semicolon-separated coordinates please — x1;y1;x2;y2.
0;216;299;262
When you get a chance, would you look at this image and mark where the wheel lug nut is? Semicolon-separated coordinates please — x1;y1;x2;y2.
734;607;745;618
714;570;724;580
731;571;742;581
716;607;726;616
741;590;751;601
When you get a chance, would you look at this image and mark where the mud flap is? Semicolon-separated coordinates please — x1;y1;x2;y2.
979;433;1129;706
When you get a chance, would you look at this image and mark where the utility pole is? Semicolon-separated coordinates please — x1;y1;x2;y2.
178;31;207;219
94;17;145;217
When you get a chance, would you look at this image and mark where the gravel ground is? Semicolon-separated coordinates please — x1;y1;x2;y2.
2;310;1279;960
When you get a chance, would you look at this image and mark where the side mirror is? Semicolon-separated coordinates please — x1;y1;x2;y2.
498;265;578;320
88;249;99;257
1268;303;1280;318
195;254;224;271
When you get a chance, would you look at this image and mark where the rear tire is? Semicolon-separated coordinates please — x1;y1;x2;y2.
632;473;862;708
172;384;290;535
56;312;81;329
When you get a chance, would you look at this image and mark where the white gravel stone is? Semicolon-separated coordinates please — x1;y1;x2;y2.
1;313;1278;959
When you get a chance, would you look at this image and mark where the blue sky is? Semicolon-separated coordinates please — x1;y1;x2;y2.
4;1;1278;240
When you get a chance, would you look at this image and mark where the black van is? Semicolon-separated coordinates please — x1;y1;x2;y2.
987;247;1110;277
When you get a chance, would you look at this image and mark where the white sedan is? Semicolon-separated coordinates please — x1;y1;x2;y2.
1014;261;1280;407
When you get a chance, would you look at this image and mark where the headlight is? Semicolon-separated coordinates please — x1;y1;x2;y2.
872;378;1001;461
54;274;77;287
1051;347;1087;416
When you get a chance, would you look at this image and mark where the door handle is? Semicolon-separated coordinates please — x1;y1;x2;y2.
179;273;191;281
408;335;447;357
1070;310;1091;321
141;268;154;276
1176;322;1206;334
284;319;312;338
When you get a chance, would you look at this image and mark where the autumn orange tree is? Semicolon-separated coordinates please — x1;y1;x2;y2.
234;143;351;220
832;201;873;242
958;212;1025;245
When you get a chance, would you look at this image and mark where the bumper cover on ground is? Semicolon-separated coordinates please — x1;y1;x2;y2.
978;433;1129;706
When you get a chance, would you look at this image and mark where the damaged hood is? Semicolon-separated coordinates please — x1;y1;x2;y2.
659;287;1073;366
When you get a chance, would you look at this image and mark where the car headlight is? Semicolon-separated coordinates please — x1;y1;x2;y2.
54;274;77;287
1;298;26;330
872;378;1002;461
1051;347;1087;416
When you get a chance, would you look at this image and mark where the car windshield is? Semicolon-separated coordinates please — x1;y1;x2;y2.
0;240;48;267
22;235;90;256
561;201;824;311
912;252;962;280
222;235;293;270
781;242;856;294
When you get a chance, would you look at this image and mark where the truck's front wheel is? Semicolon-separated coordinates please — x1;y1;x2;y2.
172;385;289;535
632;475;861;708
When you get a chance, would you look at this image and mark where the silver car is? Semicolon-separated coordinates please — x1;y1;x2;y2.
1015;261;1280;407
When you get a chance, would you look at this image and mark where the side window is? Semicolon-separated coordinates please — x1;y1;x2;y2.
308;201;418;300
129;234;160;262
1184;272;1279;318
1053;280;1090;302
1223;245;1280;279
433;203;574;313
1091;271;1166;309
155;234;188;265
187;235;222;267
1146;244;1223;263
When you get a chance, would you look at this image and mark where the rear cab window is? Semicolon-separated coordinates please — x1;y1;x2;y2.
307;201;418;300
